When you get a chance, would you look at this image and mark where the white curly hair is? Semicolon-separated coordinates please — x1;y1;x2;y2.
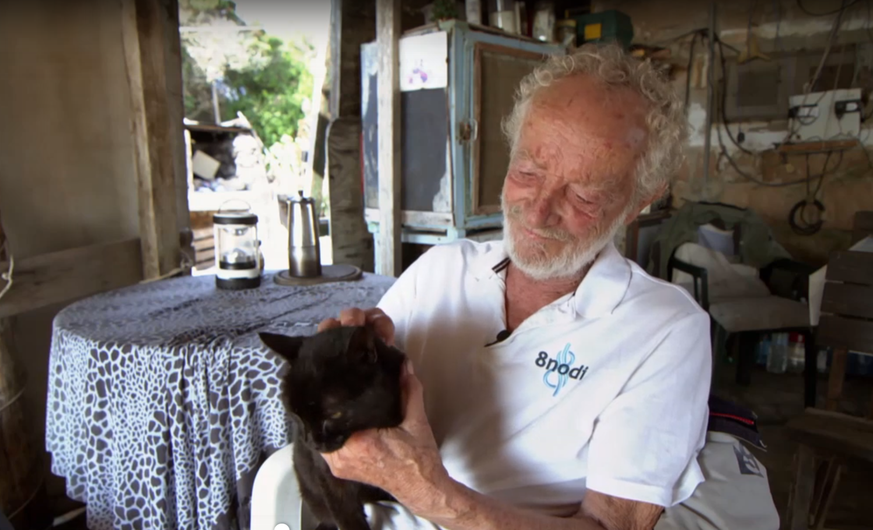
502;42;687;205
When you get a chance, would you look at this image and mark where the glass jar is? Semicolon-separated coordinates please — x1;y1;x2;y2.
466;0;482;25
488;0;518;33
213;211;261;289
531;1;555;42
556;19;577;48
515;1;529;36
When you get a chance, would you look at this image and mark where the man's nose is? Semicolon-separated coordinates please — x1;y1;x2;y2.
526;191;559;227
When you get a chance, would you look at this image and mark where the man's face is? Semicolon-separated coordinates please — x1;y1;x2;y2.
502;75;649;281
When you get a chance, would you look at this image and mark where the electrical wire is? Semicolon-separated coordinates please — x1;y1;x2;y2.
716;38;755;155
796;0;861;17
807;0;849;93
773;0;783;54
781;0;849;143
653;28;708;47
711;36;850;188
685;32;699;112
0;240;12;302
867;0;873;44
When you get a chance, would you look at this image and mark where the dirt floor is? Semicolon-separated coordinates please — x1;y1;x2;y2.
713;361;873;530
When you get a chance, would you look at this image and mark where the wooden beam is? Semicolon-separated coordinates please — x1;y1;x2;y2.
121;0;184;280
376;0;402;276
777;139;860;154
0;239;143;319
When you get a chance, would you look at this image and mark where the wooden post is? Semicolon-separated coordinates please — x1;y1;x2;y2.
121;0;186;280
376;0;402;277
324;0;376;272
786;444;817;530
0;213;49;529
826;347;848;411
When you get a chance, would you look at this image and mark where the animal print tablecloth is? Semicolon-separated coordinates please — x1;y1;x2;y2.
46;272;395;530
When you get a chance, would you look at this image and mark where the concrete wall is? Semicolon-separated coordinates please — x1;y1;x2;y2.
594;0;873;265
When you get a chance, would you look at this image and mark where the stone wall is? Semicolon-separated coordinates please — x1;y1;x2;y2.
595;0;873;265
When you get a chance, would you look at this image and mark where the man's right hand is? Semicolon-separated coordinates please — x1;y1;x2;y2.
317;307;396;347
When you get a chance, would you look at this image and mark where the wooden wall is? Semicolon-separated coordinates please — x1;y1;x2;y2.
0;0;187;515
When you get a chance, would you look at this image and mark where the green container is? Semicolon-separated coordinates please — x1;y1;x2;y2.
572;10;634;49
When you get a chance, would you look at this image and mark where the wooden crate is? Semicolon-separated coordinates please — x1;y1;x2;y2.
190;211;216;271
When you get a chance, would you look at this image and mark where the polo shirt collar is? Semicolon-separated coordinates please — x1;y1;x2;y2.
470;240;632;319
572;242;632;319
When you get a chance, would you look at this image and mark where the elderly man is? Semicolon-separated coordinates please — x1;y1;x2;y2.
315;44;776;530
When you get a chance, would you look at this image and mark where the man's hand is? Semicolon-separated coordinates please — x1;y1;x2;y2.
317;307;396;346
317;307;449;513
319;354;450;515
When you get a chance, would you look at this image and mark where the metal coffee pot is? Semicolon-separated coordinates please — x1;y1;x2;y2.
285;191;322;278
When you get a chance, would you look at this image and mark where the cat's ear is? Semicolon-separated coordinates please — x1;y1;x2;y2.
258;332;304;363
346;326;377;364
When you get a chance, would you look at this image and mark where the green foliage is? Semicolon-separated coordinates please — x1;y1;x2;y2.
222;36;314;147
431;0;459;20
179;0;314;148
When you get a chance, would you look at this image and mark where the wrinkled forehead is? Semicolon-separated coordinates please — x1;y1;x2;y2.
522;75;649;153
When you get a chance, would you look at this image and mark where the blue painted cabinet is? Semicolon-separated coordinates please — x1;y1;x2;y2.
361;21;563;245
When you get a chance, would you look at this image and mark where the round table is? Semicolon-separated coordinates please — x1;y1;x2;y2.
45;271;395;530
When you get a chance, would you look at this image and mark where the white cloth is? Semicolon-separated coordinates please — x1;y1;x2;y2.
45;272;396;530
370;240;712;527
671;242;771;302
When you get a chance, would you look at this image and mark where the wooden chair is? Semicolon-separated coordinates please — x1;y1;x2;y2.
784;249;873;530
657;220;816;398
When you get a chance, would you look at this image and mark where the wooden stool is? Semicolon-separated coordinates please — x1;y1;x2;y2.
784;410;873;530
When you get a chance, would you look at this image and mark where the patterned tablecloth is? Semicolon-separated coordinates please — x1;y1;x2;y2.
46;272;395;530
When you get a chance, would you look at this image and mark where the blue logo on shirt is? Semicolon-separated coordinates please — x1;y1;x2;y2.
536;343;589;397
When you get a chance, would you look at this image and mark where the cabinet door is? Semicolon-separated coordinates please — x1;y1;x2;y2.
468;38;553;218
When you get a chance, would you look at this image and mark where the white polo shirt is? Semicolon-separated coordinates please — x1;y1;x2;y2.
375;239;711;520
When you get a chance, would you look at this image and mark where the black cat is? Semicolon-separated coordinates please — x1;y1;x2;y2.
258;325;407;530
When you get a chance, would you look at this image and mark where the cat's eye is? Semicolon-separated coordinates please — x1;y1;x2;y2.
330;411;343;419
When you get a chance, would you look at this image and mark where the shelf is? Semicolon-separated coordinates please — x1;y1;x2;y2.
776;139;861;154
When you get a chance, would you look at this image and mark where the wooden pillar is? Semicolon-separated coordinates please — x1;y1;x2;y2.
324;0;376;272
376;0;401;277
0;213;50;530
121;0;188;280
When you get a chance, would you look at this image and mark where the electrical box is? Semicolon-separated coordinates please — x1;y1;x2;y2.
571;10;634;49
787;88;862;142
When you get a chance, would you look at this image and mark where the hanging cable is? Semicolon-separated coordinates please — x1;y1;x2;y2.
773;0;783;54
796;0;860;17
685;32;700;113
716;38;755;155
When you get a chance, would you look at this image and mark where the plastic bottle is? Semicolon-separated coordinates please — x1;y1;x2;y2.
756;334;772;366
787;333;806;374
817;349;829;373
767;332;789;374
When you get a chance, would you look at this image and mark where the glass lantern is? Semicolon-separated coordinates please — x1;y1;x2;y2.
213;211;261;289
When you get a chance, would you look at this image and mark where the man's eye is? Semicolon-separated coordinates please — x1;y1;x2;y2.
571;191;594;204
515;171;539;181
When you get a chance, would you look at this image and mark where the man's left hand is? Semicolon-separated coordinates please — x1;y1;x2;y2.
320;359;450;515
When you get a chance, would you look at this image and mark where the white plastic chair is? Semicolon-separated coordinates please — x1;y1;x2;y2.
251;444;303;530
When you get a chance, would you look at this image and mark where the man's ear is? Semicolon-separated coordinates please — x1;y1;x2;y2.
258;332;305;363
345;326;377;363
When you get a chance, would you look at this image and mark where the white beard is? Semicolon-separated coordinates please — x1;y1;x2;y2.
502;197;630;281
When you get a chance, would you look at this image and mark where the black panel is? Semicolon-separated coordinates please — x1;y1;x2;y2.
361;85;449;214
401;89;448;212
